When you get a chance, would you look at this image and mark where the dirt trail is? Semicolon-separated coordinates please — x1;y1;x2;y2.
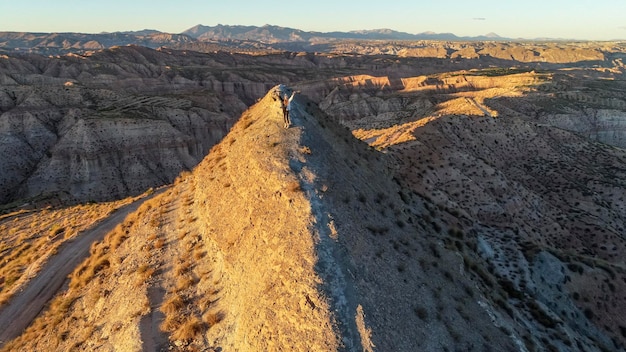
139;188;181;352
0;189;165;347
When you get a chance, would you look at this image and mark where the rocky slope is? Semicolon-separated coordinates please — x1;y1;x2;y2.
345;82;626;349
365;118;626;351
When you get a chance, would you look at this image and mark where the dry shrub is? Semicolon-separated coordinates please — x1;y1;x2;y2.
69;263;89;289
198;296;213;312
174;261;192;276
109;230;128;250
137;264;155;280
203;310;224;327
178;230;189;240
90;256;111;276
172;316;205;341
160;314;181;332
175;275;196;292
69;254;110;289
52;295;77;314
154;238;165;249
193;249;206;260
161;294;185;316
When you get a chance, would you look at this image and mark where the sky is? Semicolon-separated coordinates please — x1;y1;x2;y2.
1;0;625;41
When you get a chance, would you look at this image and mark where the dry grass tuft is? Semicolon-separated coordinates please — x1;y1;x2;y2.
178;230;189;240
203;310;225;327
137;264;155;280
172;316;205;341
154;238;165;249
161;294;185;316
174;261;192;276
160;314;182;332
92;257;111;274
109;229;128;249
193;249;206;260
175;275;196;292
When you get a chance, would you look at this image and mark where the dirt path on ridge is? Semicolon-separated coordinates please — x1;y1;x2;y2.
0;189;166;347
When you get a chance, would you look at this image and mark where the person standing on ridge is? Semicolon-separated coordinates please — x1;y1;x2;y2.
280;91;288;126
283;91;296;128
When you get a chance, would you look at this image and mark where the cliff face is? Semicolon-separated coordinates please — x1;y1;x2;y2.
0;47;270;205
0;84;234;204
537;109;626;147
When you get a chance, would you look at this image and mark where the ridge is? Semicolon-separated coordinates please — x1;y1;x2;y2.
2;87;518;351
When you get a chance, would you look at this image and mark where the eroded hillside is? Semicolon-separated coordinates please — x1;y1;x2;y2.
0;88;523;351
341;73;626;349
2;42;625;207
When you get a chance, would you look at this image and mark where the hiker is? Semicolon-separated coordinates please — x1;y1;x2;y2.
280;93;288;127
283;91;296;128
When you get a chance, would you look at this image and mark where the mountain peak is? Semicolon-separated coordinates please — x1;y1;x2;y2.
484;32;501;38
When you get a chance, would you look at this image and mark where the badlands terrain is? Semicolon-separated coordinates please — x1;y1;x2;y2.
0;35;625;351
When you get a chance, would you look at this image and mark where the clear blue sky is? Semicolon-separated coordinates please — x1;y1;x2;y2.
1;0;625;40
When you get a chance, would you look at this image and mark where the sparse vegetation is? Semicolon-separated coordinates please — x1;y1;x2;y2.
414;306;428;321
0;196;140;306
172;316;205;341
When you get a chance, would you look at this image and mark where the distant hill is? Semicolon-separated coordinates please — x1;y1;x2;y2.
0;31;195;54
182;24;505;43
0;25;507;56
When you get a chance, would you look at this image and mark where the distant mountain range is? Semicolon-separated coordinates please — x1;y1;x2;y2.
0;24;509;55
182;24;505;43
